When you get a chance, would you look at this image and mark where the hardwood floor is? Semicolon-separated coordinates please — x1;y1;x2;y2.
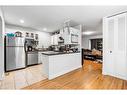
23;60;127;89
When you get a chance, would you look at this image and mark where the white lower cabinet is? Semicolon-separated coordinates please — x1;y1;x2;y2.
103;12;127;80
38;52;44;64
41;53;82;80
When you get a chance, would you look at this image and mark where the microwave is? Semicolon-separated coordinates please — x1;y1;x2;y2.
71;34;78;43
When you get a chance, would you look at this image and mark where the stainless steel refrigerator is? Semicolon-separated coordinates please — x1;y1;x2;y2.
5;37;26;71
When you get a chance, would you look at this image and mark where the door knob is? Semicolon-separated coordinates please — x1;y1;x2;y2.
110;51;112;53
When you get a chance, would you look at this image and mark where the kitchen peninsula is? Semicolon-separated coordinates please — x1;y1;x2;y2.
41;26;82;80
41;51;81;80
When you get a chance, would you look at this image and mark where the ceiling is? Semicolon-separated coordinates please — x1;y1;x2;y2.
2;6;127;33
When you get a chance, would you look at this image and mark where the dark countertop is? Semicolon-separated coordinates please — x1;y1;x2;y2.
26;50;49;53
41;51;80;56
26;51;39;54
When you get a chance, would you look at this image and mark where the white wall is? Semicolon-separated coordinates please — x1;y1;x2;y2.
37;31;51;48
82;22;103;49
95;21;103;35
5;24;51;48
82;34;102;49
0;8;5;80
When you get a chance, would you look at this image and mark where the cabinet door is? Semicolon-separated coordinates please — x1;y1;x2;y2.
63;28;70;44
51;35;54;45
51;35;58;45
38;52;42;63
54;34;58;45
114;13;127;78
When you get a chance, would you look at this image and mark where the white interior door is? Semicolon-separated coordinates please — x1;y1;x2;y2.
114;13;127;79
104;13;127;80
105;17;115;75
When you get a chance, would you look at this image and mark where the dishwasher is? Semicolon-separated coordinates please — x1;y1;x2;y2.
26;51;38;66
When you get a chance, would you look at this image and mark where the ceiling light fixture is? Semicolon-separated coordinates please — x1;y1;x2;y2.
20;19;24;23
43;28;47;31
82;31;95;35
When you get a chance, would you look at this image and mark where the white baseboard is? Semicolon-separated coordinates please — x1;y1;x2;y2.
102;71;127;80
49;65;82;80
0;73;4;80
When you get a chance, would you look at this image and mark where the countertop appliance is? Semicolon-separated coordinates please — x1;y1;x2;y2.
5;36;26;71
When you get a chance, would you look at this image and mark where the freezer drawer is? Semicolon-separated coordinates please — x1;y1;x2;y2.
27;52;38;66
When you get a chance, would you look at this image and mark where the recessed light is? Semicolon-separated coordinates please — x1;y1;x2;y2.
43;28;47;31
20;19;24;23
82;31;95;35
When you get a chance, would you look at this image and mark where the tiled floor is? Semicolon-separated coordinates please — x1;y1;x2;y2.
0;64;47;89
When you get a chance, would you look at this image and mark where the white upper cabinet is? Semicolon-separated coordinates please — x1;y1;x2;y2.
63;27;80;45
63;27;69;44
51;27;80;45
51;34;58;45
51;35;54;45
103;13;127;80
54;34;58;45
